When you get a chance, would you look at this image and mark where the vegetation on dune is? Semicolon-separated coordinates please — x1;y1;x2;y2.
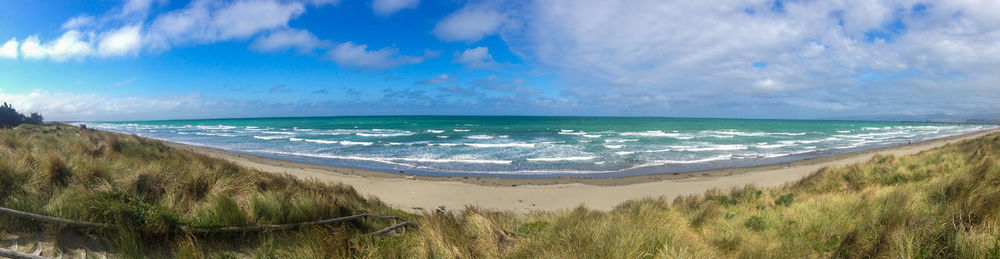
0;102;42;128
365;131;1000;258
2;124;999;258
0;125;405;257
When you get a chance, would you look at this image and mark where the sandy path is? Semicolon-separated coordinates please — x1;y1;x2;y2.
170;129;998;214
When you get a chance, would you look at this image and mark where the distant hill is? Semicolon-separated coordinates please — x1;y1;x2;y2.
825;113;1000;124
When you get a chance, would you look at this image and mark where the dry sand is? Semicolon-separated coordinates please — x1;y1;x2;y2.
165;129;999;214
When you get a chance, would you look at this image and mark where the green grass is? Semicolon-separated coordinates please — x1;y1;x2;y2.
2;124;1000;258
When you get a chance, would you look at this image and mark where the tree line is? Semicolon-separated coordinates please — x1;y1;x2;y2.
0;102;43;128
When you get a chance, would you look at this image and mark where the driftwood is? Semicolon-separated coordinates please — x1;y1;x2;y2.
0;207;413;235
0;207;107;229
0;248;48;259
182;213;412;234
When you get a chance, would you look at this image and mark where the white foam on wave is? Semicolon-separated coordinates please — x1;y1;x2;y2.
583;134;601;138
466;135;494;140
196;125;237;130
356;132;414;137
527;156;596;162
437;136;449;139
303;139;339;144
253;135;285;140
604;144;624;149
290;138;369;146
755;143;794;149
604;138;639;143
652;154;733;164
619;130;685;138
465;143;535;148
702;130;767;137
453;129;471;132
262;131;297;135
246;150;512;165
194;132;237;137
836;130;851;133
771;132;807;136
674;144;748;152
558;131;587;135
426;130;445;133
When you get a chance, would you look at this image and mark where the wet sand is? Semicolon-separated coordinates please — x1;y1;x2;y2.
160;128;998;214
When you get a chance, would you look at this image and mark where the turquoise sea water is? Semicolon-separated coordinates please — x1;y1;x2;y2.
86;116;995;177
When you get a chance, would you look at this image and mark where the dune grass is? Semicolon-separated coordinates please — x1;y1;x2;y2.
0;124;405;257
2;124;1000;258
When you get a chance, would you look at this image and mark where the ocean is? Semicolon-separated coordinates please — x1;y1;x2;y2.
86;116;995;177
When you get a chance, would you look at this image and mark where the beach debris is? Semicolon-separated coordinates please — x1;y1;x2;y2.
435;206;446;213
405;175;416;180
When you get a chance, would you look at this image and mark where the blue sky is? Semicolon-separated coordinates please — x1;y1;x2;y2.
1;0;999;121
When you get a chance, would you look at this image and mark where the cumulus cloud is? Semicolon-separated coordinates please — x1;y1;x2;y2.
119;0;156;17
327;42;430;69
19;31;93;62
372;0;419;16
10;0;433;70
147;0;306;49
0;38;18;59
432;4;506;42
250;28;328;52
61;15;95;30
454;46;498;69
98;24;144;57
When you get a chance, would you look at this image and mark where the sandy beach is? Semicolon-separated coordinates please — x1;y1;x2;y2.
163;128;999;214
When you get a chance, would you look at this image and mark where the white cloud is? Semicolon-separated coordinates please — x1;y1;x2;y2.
212;0;305;39
454;46;498;69
0;90;206;121
308;0;340;7
147;0;306;50
19;31;93;62
98;24;144;57
0;38;18;59
114;76;138;87
432;4;505;42
327;42;428;69
372;0;419;16
415;73;452;84
61;15;95;30
494;0;1000;116
119;0;155;17
250;28;328;52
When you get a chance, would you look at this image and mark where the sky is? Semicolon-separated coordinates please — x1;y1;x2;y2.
1;0;999;121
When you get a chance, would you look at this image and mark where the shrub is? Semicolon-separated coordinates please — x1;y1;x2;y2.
0;102;22;128
0;102;43;127
775;193;794;207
